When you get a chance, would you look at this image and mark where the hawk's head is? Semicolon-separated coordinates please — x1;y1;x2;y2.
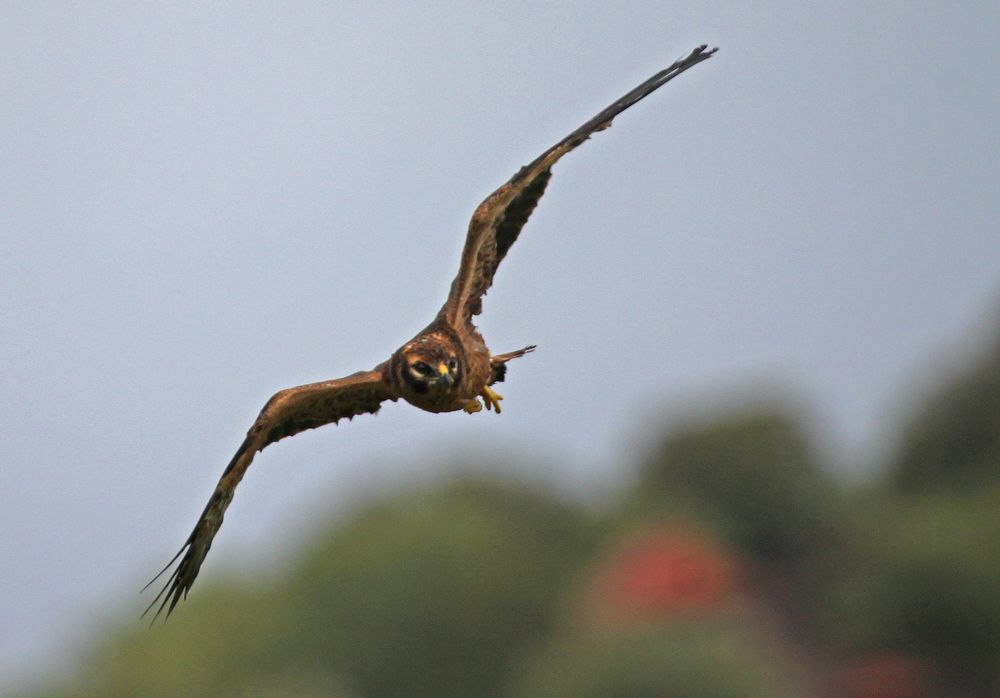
396;343;460;396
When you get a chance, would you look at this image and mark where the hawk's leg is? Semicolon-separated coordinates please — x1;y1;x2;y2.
481;385;504;413
462;385;504;414
463;399;483;414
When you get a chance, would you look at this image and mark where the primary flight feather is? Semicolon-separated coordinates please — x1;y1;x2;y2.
144;44;717;621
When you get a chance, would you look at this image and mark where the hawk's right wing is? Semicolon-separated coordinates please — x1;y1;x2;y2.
143;364;397;621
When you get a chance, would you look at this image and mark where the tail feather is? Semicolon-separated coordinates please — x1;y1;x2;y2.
491;345;536;364
489;345;536;384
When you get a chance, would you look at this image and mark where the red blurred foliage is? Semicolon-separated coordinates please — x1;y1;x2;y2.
590;526;740;622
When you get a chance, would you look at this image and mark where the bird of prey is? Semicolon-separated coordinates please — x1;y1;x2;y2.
144;44;716;621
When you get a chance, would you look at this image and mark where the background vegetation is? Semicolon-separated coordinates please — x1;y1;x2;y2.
24;330;1000;697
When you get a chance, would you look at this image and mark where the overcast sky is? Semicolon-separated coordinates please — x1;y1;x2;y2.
2;1;998;690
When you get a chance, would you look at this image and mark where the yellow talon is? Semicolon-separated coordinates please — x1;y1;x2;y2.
463;387;504;414
481;386;504;413
463;399;483;414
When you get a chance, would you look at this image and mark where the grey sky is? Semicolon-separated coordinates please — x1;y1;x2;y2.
2;1;998;689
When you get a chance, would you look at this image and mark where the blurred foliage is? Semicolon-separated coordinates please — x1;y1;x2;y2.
890;334;1000;492
511;623;804;698
632;410;842;565
22;328;1000;697
48;585;311;698
817;486;1000;693
278;479;598;698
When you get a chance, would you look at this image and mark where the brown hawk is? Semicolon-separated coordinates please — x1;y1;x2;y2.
144;44;716;620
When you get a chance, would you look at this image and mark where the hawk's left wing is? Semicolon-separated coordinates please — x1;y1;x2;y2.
440;44;716;327
143;365;396;622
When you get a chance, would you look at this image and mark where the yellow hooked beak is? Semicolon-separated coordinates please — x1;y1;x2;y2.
437;362;453;386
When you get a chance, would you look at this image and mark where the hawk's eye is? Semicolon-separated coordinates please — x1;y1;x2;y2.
411;361;432;377
447;359;457;371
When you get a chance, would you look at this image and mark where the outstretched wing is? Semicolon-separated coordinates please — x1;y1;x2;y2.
143;365;396;622
440;44;717;326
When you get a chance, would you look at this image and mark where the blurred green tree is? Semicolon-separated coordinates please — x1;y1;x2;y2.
890;333;1000;492
272;476;597;698
35;584;321;698
632;409;841;566
819;489;1000;693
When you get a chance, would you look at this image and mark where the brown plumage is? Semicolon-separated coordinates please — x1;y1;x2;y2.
143;44;716;621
